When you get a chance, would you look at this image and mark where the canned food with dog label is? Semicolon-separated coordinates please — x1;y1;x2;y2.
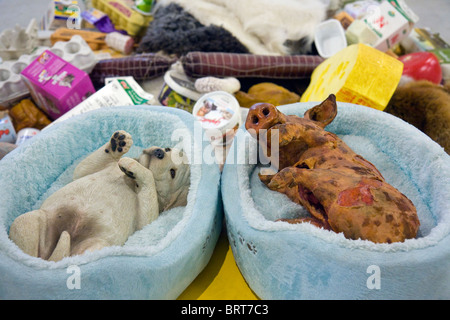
193;91;241;146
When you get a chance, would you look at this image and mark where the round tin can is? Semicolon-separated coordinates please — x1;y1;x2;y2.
15;127;40;145
193;91;241;146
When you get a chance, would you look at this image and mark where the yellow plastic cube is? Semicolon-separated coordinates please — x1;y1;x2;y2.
301;43;403;111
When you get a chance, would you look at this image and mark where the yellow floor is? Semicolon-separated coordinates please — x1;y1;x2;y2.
178;229;259;300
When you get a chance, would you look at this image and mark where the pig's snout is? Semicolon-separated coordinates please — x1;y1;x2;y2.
245;103;283;134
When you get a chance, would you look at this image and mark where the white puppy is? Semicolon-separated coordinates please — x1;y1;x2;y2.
9;130;190;262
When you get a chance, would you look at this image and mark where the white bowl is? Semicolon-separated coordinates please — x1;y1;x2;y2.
314;19;348;59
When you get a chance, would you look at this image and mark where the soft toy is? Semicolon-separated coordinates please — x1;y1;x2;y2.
385;80;450;154
245;95;420;243
9;130;191;261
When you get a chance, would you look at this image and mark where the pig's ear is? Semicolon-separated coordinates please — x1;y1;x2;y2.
304;94;337;128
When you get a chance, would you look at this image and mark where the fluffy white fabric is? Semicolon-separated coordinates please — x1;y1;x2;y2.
156;0;328;55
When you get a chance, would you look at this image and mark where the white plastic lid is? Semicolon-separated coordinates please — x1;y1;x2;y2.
164;69;203;101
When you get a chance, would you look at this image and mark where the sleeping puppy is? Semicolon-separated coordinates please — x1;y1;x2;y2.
9;130;190;261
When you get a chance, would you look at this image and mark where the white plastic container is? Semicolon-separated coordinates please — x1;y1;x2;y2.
159;67;203;113
193;91;241;146
15;128;40;145
314;19;347;59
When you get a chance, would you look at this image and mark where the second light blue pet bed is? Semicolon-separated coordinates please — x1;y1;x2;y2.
0;106;222;299
222;102;450;299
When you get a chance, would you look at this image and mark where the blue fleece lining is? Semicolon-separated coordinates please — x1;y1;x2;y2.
222;102;450;299
0;106;222;299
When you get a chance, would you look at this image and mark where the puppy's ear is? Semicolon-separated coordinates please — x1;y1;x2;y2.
137;152;150;168
304;94;337;128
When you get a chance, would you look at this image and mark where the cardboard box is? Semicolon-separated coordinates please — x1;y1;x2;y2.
21;50;95;120
362;0;418;52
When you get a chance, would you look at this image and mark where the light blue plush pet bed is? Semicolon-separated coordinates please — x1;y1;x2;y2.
0;106;222;299
222;102;450;300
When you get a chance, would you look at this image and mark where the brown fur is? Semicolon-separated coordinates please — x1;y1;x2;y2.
385;80;450;154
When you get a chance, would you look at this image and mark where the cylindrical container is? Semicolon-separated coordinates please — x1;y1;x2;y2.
105;32;134;55
158;68;203;113
193;91;241;146
15;127;40;145
0;115;17;143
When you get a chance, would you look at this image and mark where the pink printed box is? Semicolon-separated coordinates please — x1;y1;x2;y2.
21;50;95;120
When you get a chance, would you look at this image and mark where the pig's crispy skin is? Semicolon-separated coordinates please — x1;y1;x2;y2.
245;94;420;243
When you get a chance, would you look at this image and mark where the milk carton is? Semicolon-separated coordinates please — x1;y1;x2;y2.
21;50;95;120
363;0;418;52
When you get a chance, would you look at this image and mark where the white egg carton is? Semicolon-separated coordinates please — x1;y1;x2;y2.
0;54;39;107
0;35;96;107
49;35;97;74
0;19;38;61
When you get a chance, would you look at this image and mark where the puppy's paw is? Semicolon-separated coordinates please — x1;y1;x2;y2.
105;130;133;157
118;157;137;179
118;157;154;186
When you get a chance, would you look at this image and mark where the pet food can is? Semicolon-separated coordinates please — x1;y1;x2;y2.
193;91;241;146
0;115;17;143
15;127;40;145
158;68;203;113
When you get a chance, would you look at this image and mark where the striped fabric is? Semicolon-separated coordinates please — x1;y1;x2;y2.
89;52;324;88
89;53;177;86
181;52;324;79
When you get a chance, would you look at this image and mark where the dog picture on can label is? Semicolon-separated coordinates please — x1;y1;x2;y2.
9;130;191;261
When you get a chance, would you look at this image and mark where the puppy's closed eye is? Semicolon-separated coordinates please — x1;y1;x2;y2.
170;169;176;179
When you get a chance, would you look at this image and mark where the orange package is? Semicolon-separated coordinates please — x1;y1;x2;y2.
9;99;52;131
